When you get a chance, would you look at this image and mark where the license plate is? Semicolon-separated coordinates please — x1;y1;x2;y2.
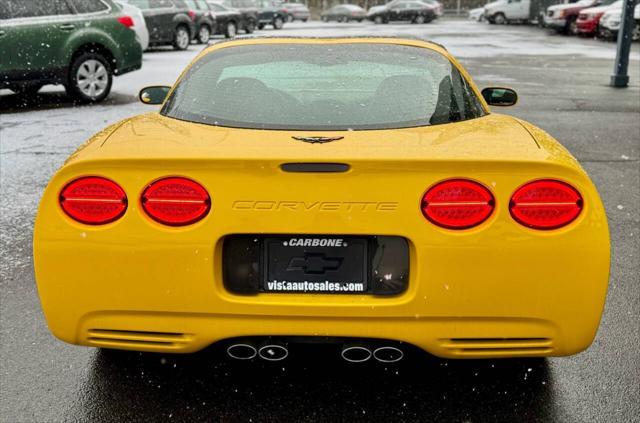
263;236;368;294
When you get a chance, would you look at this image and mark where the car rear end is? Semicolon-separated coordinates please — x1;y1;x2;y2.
425;0;443;17
90;0;143;75
32;130;611;358
348;8;366;20
283;3;309;21
34;39;610;360
544;6;569;30
115;1;149;50
577;8;605;34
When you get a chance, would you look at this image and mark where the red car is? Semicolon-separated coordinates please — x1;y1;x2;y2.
576;0;622;35
545;0;616;34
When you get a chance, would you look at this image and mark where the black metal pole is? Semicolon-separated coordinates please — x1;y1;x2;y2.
610;0;637;87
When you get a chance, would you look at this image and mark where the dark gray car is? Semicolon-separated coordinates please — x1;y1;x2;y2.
127;0;196;49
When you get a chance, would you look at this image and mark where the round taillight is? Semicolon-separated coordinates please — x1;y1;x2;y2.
141;177;210;226
510;179;583;230
59;176;127;225
421;179;495;229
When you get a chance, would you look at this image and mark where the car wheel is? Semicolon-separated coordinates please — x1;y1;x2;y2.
567;17;578;35
197;25;211;44
257;23;265;29
414;15;426;24
66;52;112;103
225;21;237;38
273;16;284;29
302;18;308;22
374;16;383;24
597;25;611;40
173;25;190;50
337;16;344;23
245;20;256;33
493;13;506;25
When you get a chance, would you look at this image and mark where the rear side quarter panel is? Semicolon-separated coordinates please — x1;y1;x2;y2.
62;23;141;75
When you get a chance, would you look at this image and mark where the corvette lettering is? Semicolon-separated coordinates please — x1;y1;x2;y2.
232;201;398;211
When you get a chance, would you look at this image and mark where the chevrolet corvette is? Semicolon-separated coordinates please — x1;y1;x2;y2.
34;37;610;362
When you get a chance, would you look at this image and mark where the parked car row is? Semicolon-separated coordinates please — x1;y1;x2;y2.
0;0;299;103
123;0;289;49
471;0;639;41
321;0;443;24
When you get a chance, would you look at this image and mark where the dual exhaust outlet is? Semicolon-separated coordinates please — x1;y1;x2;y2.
226;342;289;361
226;341;403;363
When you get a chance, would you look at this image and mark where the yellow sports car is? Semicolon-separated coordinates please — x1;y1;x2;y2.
34;37;610;363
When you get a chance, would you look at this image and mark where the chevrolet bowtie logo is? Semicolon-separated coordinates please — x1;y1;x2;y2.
287;253;343;274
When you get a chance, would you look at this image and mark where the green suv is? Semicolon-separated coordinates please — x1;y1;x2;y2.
0;0;143;102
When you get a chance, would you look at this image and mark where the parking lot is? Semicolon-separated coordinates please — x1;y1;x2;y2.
1;19;639;422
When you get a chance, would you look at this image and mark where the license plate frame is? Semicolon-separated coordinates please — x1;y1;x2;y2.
262;236;369;294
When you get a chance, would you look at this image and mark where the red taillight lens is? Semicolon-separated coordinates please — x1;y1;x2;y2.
421;179;495;229
117;16;135;28
141;177;210;226
60;177;127;225
510;180;583;230
188;10;197;20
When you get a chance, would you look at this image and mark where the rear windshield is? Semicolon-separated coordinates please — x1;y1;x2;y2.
162;43;486;131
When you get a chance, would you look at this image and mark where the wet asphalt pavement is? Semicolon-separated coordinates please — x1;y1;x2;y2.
1;20;639;422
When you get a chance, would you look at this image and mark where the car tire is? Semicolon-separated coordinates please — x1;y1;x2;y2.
225;21;237;38
273;16;284;29
566;17;578;35
245;20;256;33
257;23;265;29
374;16;383;24
65;52;112;103
337;16;344;23
414;15;426;24
597;25;611;40
197;25;211;44
493;13;506;25
302;18;308;22
173;25;190;50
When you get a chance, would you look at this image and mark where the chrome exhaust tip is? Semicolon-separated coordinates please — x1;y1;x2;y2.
341;345;372;363
372;346;404;363
226;343;257;360
258;343;289;361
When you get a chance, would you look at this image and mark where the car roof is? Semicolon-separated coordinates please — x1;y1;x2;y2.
199;37;449;58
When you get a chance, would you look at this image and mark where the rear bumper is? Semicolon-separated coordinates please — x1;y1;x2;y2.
544;16;566;29
80;312;560;358
35;203;609;359
577;19;598;34
114;35;143;75
290;12;310;19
